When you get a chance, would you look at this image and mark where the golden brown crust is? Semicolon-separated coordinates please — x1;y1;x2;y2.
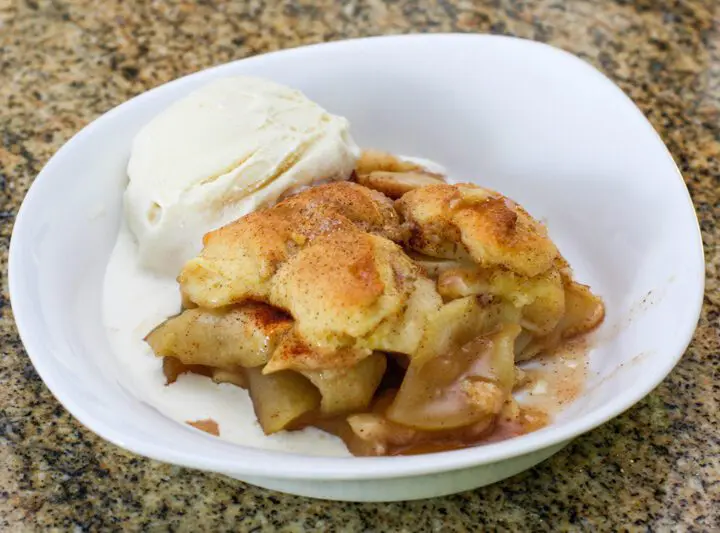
278;181;406;241
397;183;558;277
178;181;437;362
269;232;417;348
179;210;296;307
396;184;466;259
179;182;406;308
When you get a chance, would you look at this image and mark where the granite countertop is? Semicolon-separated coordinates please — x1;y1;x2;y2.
1;0;718;530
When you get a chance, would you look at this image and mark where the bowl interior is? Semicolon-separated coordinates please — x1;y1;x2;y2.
9;34;703;479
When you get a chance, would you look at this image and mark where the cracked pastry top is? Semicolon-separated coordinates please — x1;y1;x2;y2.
146;155;604;456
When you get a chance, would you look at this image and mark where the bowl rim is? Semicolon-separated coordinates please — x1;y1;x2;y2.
9;33;705;480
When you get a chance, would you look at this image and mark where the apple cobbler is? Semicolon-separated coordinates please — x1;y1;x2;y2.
146;151;604;456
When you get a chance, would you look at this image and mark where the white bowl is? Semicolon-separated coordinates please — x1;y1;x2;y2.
9;34;704;502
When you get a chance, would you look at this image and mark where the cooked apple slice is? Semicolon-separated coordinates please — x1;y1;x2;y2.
146;303;292;369
301;353;386;415
387;323;520;431
560;280;605;338
515;279;605;361
356;149;431;176
407;252;474;279
211;367;247;388
245;367;320;434
360;277;442;356
437;267;565;336
413;295;519;362
161;356;212;384
356;171;445;199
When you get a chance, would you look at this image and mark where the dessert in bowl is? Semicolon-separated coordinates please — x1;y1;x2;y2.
9;34;704;501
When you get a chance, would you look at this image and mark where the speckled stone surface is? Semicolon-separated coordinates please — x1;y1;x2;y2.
1;0;718;530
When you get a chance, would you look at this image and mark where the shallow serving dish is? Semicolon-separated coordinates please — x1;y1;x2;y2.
9;34;704;501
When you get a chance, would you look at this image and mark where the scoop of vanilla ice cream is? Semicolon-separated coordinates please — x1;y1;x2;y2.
125;76;360;275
